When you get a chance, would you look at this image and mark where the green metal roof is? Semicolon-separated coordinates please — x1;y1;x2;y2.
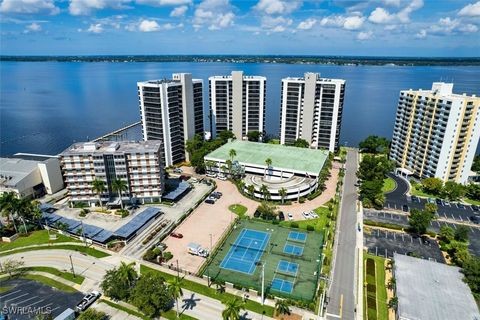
204;140;328;175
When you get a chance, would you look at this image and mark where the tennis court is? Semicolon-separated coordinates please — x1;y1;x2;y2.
203;219;324;302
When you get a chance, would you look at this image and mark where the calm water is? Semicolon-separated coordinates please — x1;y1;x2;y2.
1;62;479;156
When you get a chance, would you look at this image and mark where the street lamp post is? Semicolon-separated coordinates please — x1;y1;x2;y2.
208;233;213;287
69;254;76;278
261;263;265;305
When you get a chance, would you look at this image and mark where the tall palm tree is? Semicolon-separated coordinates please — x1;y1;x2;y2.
117;261;137;288
222;297;245;320
265;158;272;179
111;179;128;209
16;197;32;233
206;160;216;173
229;149;237;162
220;165;228;176
167;276;184;319
225;159;232;177
0;192;19;233
275;299;291;317
278;188;287;204
92;179;106;209
260;184;270;201
247;185;255;198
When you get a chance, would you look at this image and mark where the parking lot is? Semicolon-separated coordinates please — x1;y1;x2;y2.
0;278;84;320
364;227;445;262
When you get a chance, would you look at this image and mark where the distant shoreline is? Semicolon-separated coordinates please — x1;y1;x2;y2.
1;55;479;66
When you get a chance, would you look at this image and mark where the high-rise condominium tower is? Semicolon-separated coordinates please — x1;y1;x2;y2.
209;71;266;140
138;73;203;166
279;73;346;153
390;82;480;184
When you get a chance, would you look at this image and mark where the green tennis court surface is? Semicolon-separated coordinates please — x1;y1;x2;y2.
203;219;323;302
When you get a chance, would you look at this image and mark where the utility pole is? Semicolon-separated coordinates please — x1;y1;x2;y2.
69;254;76;278
261;263;265;305
80;220;87;247
208;233;213;287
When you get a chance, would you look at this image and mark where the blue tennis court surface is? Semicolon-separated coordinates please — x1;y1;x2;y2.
284;243;304;256
288;231;307;242
271;278;294;293
220;229;270;274
277;260;299;276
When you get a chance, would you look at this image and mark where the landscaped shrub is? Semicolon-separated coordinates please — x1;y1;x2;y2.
290;222;299;228
366;258;376;277
306;225;315;231
299;197;306;203
162;251;173;262
116;209;129;218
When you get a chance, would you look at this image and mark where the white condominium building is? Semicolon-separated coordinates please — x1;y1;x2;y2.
390;82;480;184
138;73;204;167
60;141;164;206
279;73;346;153
209;71;266;140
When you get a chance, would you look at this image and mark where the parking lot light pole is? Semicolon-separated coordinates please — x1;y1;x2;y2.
261;263;265;305
69;254;76;278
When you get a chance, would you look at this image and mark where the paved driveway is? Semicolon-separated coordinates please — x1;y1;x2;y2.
0;278;84;320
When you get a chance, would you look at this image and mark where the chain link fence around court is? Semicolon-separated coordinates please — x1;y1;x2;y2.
203;219;324;302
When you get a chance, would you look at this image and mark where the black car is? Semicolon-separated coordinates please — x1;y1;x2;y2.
210;192;222;199
402;204;409;212
472;205;479;211
205;198;215;204
278;212;285;221
471;216;480;224
456;203;466;209
254;210;261;218
411;196;420;203
435;198;443;206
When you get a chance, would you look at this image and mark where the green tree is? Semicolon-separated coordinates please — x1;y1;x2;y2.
246;131;262;142
466;183;480;201
0;192;19;233
247;185;255;197
278;188;287;204
275;299;291;316
205;160;216;173
408;208;434;234
229;149;237;162
388;296;398;310
439;225;455;243
222;297;245;320
77;309;107;320
2;258;25;277
167;276;184;319
472;155;480;173
260;184;271;201
358;135;390;154
256;201;277;220
293;138;309;148
421;177;443;195
130;272;170;318
359;180;384;208
461;256;480;299
111;179;128;209
218;130;235;143
449;240;471;266
442;181;465;201
357;155;394;182
264;158;272;179
92;179;106;209
424;203;438;215
101;262;137;301
454;225;470;242
226;159;232;176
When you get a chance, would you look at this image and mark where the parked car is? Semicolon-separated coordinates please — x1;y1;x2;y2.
210;192;222;199
402;204;409;212
288;213;294;221
171;232;183;238
173;168;183;174
411;196;420;203
206;173;217;178
472;205;479;211
302;211;311;219
217;175;227;181
190;178;198;183
309;211;319;219
427;198;435;204
205;198;216;204
471;216;480;224
75;291;101;312
443;200;451;206
435;198;443;206
456;203;466;209
156;243;167;251
278;212;285;221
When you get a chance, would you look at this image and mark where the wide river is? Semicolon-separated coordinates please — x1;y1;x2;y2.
1;61;479;156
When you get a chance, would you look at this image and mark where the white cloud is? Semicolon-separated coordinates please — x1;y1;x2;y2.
139;19;160;32
320;15;345;28
357;30;373;40
69;0;131;16
458;1;480;17
254;0;301;15
126;19;182;32
297;18;316;30
415;29;427;38
24;22;42;33
343;16;365;30
0;0;59;15
170;5;188;17
419;16;479;37
459;23;479;33
368;7;395;24
193;0;235;30
383;0;401;6
261;15;292;32
397;0;423;23
87;23;104;33
136;0;191;6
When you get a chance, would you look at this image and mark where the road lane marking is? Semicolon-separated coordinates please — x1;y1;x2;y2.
22;299;45;309
326;313;342;319
0;290;21;298
14;295;38;306
5;293;29;303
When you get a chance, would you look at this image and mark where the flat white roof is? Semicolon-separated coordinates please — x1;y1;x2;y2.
0;158;39;187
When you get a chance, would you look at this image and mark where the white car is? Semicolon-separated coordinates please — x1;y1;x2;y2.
288;213;294;221
206;173;216;178
302;211;311;219
218;175;227;181
309;211;319;219
190;178;198;183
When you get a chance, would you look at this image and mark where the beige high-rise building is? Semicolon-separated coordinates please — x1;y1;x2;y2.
60;141;164;206
390;82;480;184
279;73;346;153
209;71;266;140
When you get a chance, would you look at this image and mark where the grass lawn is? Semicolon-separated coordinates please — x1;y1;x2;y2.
20;274;78;293
19;266;84;285
382;177;396;193
140;265;274;317
228;204;248;218
0;285;13;294
464;198;480;206
410;185;479;205
364;253;388;320
0;230;80;252
280;206;330;232
0;244;110;258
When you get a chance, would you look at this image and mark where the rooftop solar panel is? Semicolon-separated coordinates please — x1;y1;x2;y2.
162;181;191;201
91;229;113;243
114;207;160;239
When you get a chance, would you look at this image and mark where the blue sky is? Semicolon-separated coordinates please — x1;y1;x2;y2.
1;0;479;56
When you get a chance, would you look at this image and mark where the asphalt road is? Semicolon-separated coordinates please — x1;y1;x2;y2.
326;149;358;320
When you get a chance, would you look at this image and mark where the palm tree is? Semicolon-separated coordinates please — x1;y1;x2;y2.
260;184;270;201
111;179;128;209
229;149;237;162
265;158;272;179
17;197;33;233
206;160;216;173
117;261;137;288
247;185;255;198
167;276;184;319
220;165;228;176
278;188;287;204
222;297;245;320
388;296;398;310
275;299;291;317
0;192;19;233
92;179;106;209
387;278;396;290
226;159;232;177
